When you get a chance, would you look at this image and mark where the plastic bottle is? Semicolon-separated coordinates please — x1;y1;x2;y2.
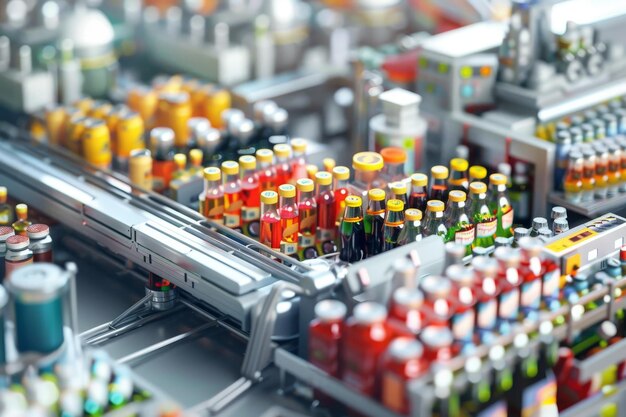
397;209;422;246
444;190;475;256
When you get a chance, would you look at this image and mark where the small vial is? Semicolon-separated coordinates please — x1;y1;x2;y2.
27;224;53;263
259;190;281;250
551;206;567;221
5;235;33;280
202;167;224;223
296;179;317;260
408;173;428;213
256;149;277;192
530;217;548;237
430;165;449;201
12;204;32;237
538;227;553;241
290;138;308;181
221;161;242;229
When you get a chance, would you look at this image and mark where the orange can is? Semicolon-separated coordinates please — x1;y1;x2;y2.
198;87;231;129
105;104;130;154
155;92;192;148
44;105;67;146
81;119;112;169
61;107;84;148
127;86;158;127
116;112;145;159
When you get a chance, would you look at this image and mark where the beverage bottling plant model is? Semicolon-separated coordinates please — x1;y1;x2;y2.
1;0;626;416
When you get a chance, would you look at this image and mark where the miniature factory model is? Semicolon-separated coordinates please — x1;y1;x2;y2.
0;0;625;416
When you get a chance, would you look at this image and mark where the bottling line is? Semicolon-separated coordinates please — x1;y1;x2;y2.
0;1;626;417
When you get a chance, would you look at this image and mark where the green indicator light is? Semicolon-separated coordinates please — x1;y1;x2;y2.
460;66;473;78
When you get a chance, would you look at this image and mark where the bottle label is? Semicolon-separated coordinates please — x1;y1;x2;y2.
521;279;541;310
242;207;260;222
298;233;315;248
502;208;514;230
542;270;560;300
451;309;475;341
476;219;497;237
455;226;475;246
477;299;497;330
224;213;241;228
382;373;405;413
498;288;519;321
521;373;557;417
317;228;336;242
280;241;298;255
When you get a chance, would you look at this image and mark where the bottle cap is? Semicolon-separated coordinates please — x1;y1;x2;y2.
538;227;553;238
314;299;347;322
306;164;318;178
420;275;451;298
0;226;14;241
174;153;186;168
315;171;332;186
380;147;407;164
514;227;530;241
256;149;274;164
431;165;449;180
15;204;28;216
261;190;278;204
426;200;444;212
189;149;203;165
551;206;567;219
388;338;424;362
290;138;307;153
6;234;29;251
532;217;548;231
273;143;291;158
203;167;221;181
469;182;487;194
446;264;474;287
345;196;362;208
221;161;239;175
368;188;386;201
489;173;507;186
450;158;468;172
296;178;314;192
239;155;256;170
332;166;350;181
405;208;422;221
387;199;404;212
352;152;384;172
393;287;424;309
469;165;487;180
448;190;466;202
411;173;427;187
471;256;498;278
278;184;296;198
323;158;336;172
0;186;6;199
391;182;407;195
26;224;50;239
353;302;387;324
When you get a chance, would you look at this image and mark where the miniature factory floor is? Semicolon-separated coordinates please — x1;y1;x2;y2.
56;228;311;416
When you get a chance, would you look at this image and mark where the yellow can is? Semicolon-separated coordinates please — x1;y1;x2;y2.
200;88;231;129
73;97;94;114
44;105;67;146
127;86;158;126
153;74;184;93
61;107;84;148
105;105;130;154
89;101;113;120
129;149;153;190
66;116;89;155
155;92;192;148
116;112;145;159
81;119;112;169
29;116;47;142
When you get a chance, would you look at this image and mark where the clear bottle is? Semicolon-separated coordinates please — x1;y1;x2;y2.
422;200;447;239
315;172;337;255
429;165;449;202
581;145;596;202
332;166;350;226
201;167;224;223
296;179;317;260
12;204;32;237
383;199;405;251
290;138;308;181
409;173;428;212
397;209;422;246
239;155;261;237
259;190;281;250
273;143;293;186
380;147;407;183
339;196;366;262
349;151;385;200
364;188;386;257
278;184;299;257
256;149;277;192
221;161;243;229
444;190;474;256
449;158;469;191
0;187;13;226
468;182;496;250
488;174;514;239
594;143;609;199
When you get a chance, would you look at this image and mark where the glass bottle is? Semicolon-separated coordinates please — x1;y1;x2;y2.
256;149;277;192
273;143;293;186
581;145;596;202
188;149;204;177
468;182;496;250
494;247;521;334
530;217;548;237
488;173;514;239
349;151;385;200
296;178;318;260
429;165;449;202
446;264;477;345
381;338;427;415
380;147;407;183
339;196;366;262
0;187;13;226
388;287;423;336
332;166;350;226
149;127;176;193
383;199;405;251
12;204;32;237
308;299;347;385
564;151;584;203
315;172;337;256
390;181;408;207
422;200;447;239
364;188;386;257
472;256;500;344
239;155;261;237
27;224;53;263
278;184;299;257
448;158;469;191
221;161;243;229
444;190;474;256
290;138;308;181
607;142;622;197
259;190;281;250
201;167;224;223
594;144;609;199
5;235;33;279
409;173;428;212
397;209;422;246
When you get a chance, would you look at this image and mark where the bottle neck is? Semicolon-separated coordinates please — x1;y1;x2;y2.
317;183;333;195
405;219;421;229
385;210;404;225
298;190;315;203
426;210;444;220
367;200;385;214
261;202;278;215
280;196;296;209
224;173;240;185
343;206;363;222
334;178;348;190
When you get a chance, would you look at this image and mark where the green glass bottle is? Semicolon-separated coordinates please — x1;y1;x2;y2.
488;174;514;239
383;199;405;251
363;188;386;257
339;196;366;262
468;182;496;249
444;190;474;256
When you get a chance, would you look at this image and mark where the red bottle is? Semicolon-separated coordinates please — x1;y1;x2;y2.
256;149;278;192
259;190;281;250
446;264;476;344
309;299;347;377
471;256;500;342
381;338;428;415
494;247;521;333
518;237;543;318
273;144;293;186
419;326;455;363
342;302;391;398
388;287;424;337
419;275;453;327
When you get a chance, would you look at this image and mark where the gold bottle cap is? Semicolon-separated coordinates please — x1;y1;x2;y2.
431;165;449;180
15;203;28;216
469;181;487;194
273;143;291;158
352;152;383;172
405;209;422;221
427;200;445;212
189;149;203;165
345;196;362;208
278;184;296;198
221;161;239;175
256;149;274;163
203;167;221;181
411;173;428;187
296;178;314;192
469;165;487;180
448;190;467;202
450;158;469;172
391;181;407;195
490;173;507;186
239;155;256;170
368;188;386;201
315;171;332;186
290;138;307;153
387;199;404;212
